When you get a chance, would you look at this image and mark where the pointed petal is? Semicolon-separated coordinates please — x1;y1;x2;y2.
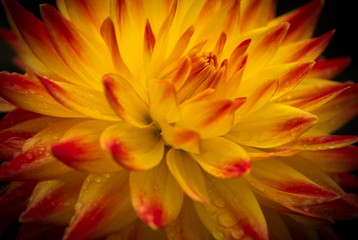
167;197;212;240
40;4;112;89
177;99;245;139
148;80;180;123
269;0;324;43
284;132;358;151
130;161;184;229
51;120;122;173
3;0;80;83
240;0;276;33
243;23;289;78
190;137;250;178
194;177;269;240
15;224;64;240
271;31;334;64
103;73;151;127
245;158;339;217
100;122;164;171
308;57;351;79
300;145;358;173
20;173;85;225
64;172;136;240
0;108;41;130
229;104;317;148
166;149;209;204
160;121;200;153
39;76;118;121
0;73;82;118
262;208;293;240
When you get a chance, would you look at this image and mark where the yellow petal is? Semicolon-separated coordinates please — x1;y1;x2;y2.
103;73;151;127
191;137;250;178
229;104;317;148
166;149;209;204
130;161;183;229
100;122;164;171
194;176;269;240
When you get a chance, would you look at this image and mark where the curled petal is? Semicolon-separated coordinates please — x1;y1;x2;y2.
51;120;121;173
100;122;164;171
190;137;251;178
130;161;183;229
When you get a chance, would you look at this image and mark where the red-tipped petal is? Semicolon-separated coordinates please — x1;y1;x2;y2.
308;57;351;79
191;137;251;178
130;161;183;229
51;120;122;173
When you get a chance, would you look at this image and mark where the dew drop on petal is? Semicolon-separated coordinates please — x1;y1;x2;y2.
213;198;227;208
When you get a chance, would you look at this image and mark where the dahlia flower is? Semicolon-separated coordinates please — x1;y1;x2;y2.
0;0;357;239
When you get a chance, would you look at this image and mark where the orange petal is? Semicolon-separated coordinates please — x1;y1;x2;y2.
40;4;112;89
51;120;122;173
20;173;85;225
308;57;351;79
166;149;209;204
160;121;200;153
269;0;324;43
240;0;276;33
0;73;82;118
271;30;334;64
100;122;164;171
194;177;269;240
177;98;245;139
300;145;358;173
64;172;136;240
0;108;41;130
130;161;183;229
39;76;118;121
190;137;251;178
230;104;317;148
103;73;151;127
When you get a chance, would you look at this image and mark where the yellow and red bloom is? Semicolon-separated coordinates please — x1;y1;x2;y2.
0;0;357;239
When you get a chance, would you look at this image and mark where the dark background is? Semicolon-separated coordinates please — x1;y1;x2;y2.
0;0;357;239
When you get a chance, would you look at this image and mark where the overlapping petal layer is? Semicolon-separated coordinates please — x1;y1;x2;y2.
0;0;357;239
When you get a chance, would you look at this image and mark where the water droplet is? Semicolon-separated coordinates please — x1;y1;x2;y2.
212;230;225;240
231;229;244;239
94;177;102;183
216;214;235;228
25;152;33;160
213;198;227;208
74;202;83;211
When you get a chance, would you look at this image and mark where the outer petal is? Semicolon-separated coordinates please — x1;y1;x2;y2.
261;208;293;240
299;146;358;173
14;224;64;240
0;73;83;118
20;173;85;225
100;122;164;171
308;57;351;79
0;108;41;130
39;77;118;121
166;149;209;204
194;177;269;240
51;120;122;173
166;197;212;240
269;0;324;43
229;104;317;148
270;31;334;64
40;4;112;89
103;73;151;127
190;137;251;178
244;158;341;217
177;99;245;139
64;172;137;240
130;161;184;229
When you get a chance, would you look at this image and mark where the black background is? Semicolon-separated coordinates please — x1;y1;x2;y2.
0;0;357;239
